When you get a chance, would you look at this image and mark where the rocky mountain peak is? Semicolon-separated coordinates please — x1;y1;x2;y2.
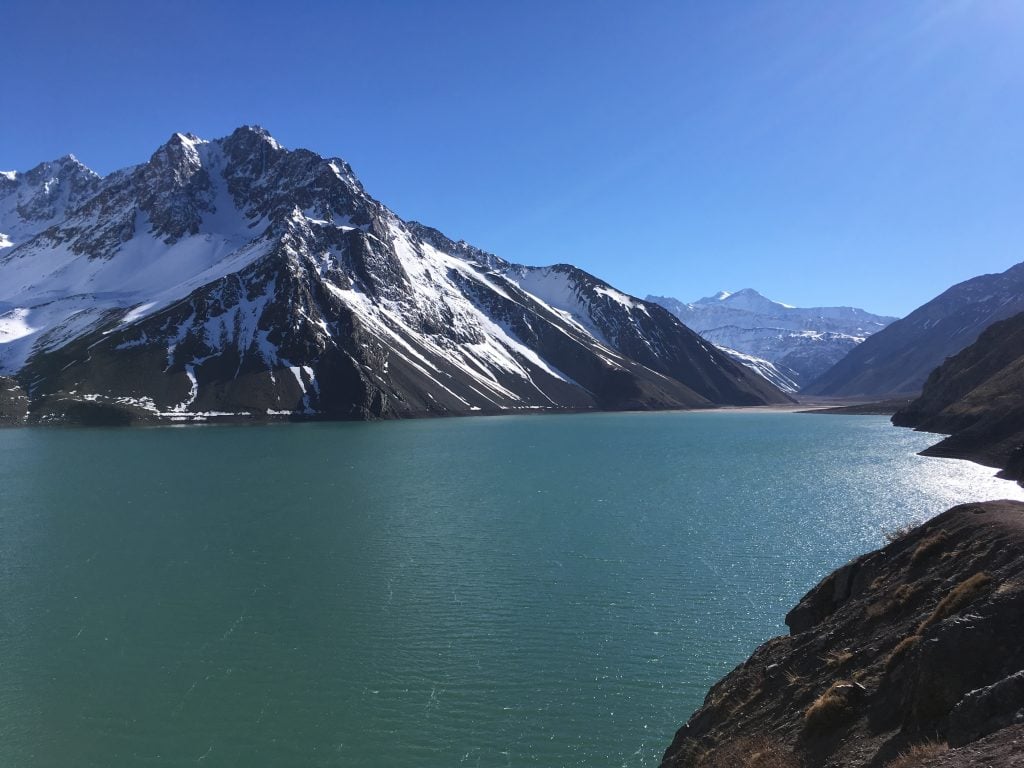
21;153;98;182
227;124;282;148
0;128;791;422
0;152;103;248
697;288;791;313
146;132;207;183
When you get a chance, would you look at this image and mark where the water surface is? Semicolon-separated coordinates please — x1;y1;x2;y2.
1;412;1021;767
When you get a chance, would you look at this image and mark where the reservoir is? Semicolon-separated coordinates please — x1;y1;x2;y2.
1;412;1021;766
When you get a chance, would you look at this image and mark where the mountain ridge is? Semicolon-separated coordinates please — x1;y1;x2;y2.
0;126;789;424
804;263;1024;398
648;289;896;392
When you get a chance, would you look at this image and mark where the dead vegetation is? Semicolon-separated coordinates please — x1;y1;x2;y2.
918;572;993;631
910;529;951;566
994;578;1023;596
823;649;854;669
804;681;861;731
867;583;920;620
698;736;797;768
885;634;921;671
882;741;949;768
884;520;923;544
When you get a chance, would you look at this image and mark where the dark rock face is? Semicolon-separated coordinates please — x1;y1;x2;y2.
661;501;1024;768
947;670;1024;748
892;312;1024;483
0;376;28;425
1;127;790;424
0;155;101;247
805;263;1024;398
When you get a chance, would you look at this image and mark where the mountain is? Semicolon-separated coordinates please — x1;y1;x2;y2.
0;127;789;424
648;289;896;392
0;155;101;248
804;263;1024;398
661;500;1024;768
892;311;1024;483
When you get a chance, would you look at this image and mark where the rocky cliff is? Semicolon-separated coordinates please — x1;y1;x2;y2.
661;500;1024;768
893;312;1024;484
0;376;28;425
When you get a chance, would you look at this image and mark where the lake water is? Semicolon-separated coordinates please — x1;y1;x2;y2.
1;412;1022;767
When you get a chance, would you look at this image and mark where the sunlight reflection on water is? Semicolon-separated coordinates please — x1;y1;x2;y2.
0;413;1021;767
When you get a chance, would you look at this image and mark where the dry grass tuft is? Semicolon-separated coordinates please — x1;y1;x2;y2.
727;683;764;717
804;681;860;731
784;668;803;687
918;572;993;631
910;529;951;566
867;583;920;620
883;741;949;768
893;583;920;605
995;578;1023;597
699;736;797;768
823;649;854;669
885;634;921;671
884;520;923;544
865;602;886;620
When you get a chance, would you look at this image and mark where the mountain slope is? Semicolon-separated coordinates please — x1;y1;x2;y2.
1;127;789;424
649;289;895;391
892;311;1024;482
804;264;1024;398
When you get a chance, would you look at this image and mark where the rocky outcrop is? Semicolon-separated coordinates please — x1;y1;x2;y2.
0;376;28;425
661;500;1024;768
893;312;1024;483
804;263;1024;399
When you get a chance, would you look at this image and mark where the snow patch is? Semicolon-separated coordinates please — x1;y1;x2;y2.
0;308;34;343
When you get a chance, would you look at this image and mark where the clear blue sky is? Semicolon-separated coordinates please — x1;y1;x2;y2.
3;0;1023;317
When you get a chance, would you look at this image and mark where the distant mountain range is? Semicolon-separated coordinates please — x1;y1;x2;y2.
648;289;896;392
0;127;788;424
804;262;1024;397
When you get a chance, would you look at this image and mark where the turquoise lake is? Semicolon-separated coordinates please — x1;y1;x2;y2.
1;412;1022;767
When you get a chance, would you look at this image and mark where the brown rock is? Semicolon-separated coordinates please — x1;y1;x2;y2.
661;501;1024;768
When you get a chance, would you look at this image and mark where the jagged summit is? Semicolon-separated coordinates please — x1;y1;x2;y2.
0;153;102;249
229;123;282;146
0;127;789;424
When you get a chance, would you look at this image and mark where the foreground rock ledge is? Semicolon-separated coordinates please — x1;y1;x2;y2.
661;501;1024;768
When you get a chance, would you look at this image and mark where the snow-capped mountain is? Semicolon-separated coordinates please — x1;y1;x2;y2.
0;127;789;424
647;289;897;392
0;155;101;248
